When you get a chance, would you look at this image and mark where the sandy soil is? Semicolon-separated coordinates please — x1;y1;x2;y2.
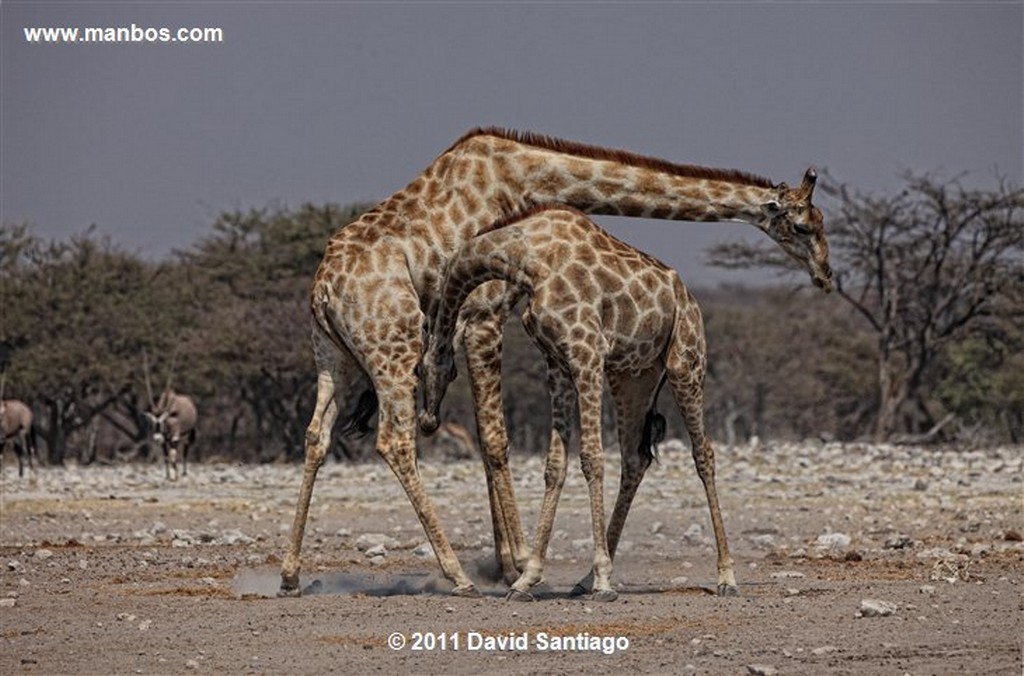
1;440;1021;675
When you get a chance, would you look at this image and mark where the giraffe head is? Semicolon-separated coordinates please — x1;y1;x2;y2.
417;333;457;435
760;168;833;292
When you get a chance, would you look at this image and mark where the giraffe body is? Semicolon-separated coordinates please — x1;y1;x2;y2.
280;128;831;596
421;206;739;600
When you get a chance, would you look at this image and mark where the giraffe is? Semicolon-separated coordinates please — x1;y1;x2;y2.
419;201;831;601
279;127;832;597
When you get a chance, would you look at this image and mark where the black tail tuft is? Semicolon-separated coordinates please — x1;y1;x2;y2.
339;389;378;438
639;408;667;465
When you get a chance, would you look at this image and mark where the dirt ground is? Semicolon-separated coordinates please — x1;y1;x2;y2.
1;439;1021;675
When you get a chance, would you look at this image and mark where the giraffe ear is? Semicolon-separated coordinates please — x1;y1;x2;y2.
761;201;783;218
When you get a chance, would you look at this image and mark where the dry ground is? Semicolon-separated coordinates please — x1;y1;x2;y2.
1;440;1021;675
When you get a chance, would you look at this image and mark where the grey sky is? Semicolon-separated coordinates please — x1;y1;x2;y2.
3;2;1021;287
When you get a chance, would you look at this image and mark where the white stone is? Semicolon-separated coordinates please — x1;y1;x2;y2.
815;533;851;549
364;544;387;558
354;533;399;551
860;598;898;617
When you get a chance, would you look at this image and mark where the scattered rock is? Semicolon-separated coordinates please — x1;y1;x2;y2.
815;533;851;549
34;548;54;560
747;665;778;676
354;533;399;551
1003;530;1022;542
683;523;703;543
0;598;15;608
811;645;838;656
883;536;913;550
138;619;152;631
859;599;898;617
412;542;433;559
919;584;937;595
364;544;387;558
769;571;806;579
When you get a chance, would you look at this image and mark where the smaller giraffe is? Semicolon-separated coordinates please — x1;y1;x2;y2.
421;195;831;599
421;207;734;600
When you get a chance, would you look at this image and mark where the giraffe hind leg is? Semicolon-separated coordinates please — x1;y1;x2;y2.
279;328;349;596
666;346;737;597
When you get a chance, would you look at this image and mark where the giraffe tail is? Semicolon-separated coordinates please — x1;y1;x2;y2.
339;389;378;438
639;375;668;465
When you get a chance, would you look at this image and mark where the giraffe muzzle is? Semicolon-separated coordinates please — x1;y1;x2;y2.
418;411;440;435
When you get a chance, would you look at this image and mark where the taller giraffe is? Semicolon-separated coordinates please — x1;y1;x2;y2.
280;128;832;597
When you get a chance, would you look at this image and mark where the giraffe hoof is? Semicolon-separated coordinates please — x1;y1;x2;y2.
276;585;301;598
505;588;535;602
592;589;618;602
452;584;482;598
717;583;740;597
568;583;589;598
278;574;301;597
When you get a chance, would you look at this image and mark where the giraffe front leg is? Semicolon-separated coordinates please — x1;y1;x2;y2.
462;305;528;583
572;371;661;597
507;363;572;602
378;394;478;596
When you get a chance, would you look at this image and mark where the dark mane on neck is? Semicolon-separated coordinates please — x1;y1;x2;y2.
450;127;776;189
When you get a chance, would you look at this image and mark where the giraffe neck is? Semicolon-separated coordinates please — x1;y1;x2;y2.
446;129;778;229
431;228;533;355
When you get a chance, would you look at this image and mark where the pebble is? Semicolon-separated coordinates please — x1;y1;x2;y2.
354;533;400;551
859;598;898;617
747;665;778;676
884;536;913;550
364;544;387;558
34;548;54;560
815;533;851;549
769;571;806;579
0;598;15;608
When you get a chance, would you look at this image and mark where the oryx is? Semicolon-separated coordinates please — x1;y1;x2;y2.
1;398;37;477
143;349;197;481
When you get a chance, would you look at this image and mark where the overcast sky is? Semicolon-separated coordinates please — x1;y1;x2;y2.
3;2;1021;287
